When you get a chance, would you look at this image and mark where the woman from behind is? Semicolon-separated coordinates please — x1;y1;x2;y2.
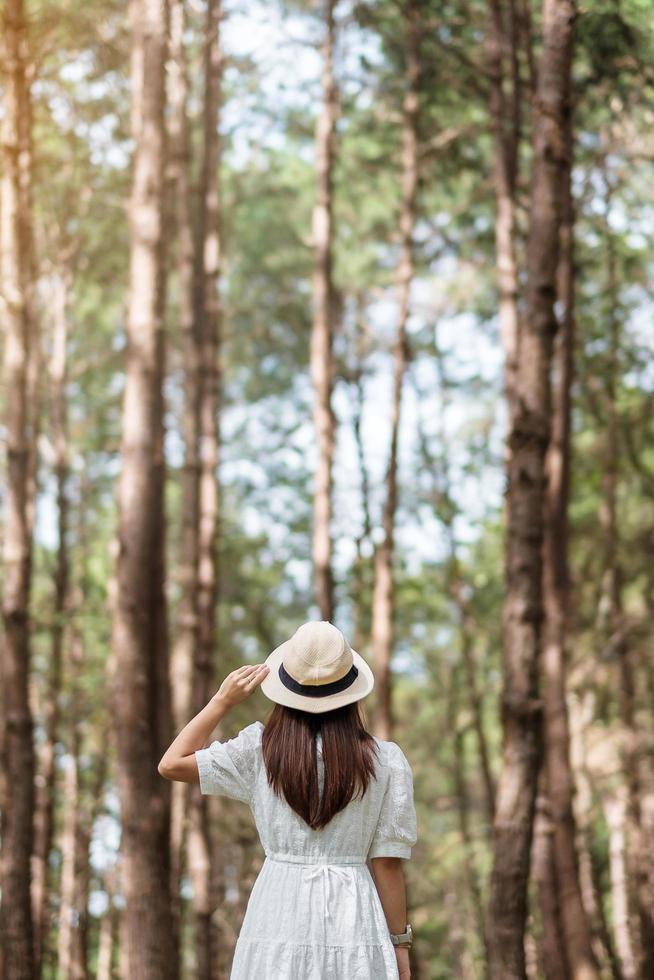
159;620;417;979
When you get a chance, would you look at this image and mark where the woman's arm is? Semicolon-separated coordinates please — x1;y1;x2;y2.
157;663;269;783
370;857;411;980
370;856;408;932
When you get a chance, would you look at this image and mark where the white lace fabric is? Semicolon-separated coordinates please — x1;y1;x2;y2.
195;721;417;979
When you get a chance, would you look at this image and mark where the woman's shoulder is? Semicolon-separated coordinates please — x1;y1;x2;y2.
372;736;413;774
240;720;265;743
220;720;264;756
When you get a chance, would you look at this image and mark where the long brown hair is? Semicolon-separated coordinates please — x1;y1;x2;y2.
261;701;378;830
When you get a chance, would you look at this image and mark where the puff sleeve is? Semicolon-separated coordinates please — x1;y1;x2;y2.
194;721;263;804
368;743;417;860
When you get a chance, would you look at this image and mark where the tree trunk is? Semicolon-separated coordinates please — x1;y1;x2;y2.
57;738;86;980
310;0;337;622
604;792;638;980
166;0;198;963
61;477;101;980
70;752;106;980
486;0;521;421
0;0;37;975
118;904;129;980
32;271;71;976
449;561;496;831
110;0;176;974
96;869;118;980
194;0;222;719
349;296;373;655
541;114;599;980
598;208;654;978
188;1;224;976
532;783;569;980
569;690;624;980
634;744;654;980
450;665;489;973
487;2;576;977
371;0;419;741
62;706;110;980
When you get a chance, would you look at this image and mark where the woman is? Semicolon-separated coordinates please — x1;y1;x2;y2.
159;620;417;979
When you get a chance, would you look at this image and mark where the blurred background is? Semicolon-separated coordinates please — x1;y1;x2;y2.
1;0;653;978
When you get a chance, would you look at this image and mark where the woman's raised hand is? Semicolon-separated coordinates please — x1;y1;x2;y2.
213;664;270;708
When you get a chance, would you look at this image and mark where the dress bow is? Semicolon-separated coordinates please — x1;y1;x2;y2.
302;864;358;920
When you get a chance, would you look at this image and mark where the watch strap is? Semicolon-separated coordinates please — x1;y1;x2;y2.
389;924;413;947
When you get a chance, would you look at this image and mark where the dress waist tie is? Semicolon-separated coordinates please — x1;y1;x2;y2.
266;853;362;921
302;863;357;901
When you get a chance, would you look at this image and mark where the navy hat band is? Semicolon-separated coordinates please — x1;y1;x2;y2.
278;662;359;698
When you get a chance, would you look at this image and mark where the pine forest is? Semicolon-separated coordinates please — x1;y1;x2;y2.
1;0;654;978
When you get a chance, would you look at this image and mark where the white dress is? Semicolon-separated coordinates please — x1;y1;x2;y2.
195;721;417;980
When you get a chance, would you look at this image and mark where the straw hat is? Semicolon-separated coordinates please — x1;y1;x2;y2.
260;620;374;714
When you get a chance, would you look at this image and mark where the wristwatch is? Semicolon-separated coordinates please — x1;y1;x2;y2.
389;924;413;948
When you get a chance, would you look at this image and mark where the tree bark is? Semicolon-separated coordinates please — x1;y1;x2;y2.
448;558;496;831
532;787;569;980
166;0;197;963
96;868;118;980
372;0;419;741
109;0;176;974
70;753;105;980
59;643;109;980
487;2;576;977
450;665;489;973
31;271;71;977
349;296;373;655
0;0;37;975
604;792;638;980
541;113;599;980
194;0;222;720
167;0;197;753
56;735;91;980
569;690;624;980
188;2;224;976
597;205;654;978
310;0;338;622
59;476;101;980
118;903;129;980
486;0;522;421
56;756;76;979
